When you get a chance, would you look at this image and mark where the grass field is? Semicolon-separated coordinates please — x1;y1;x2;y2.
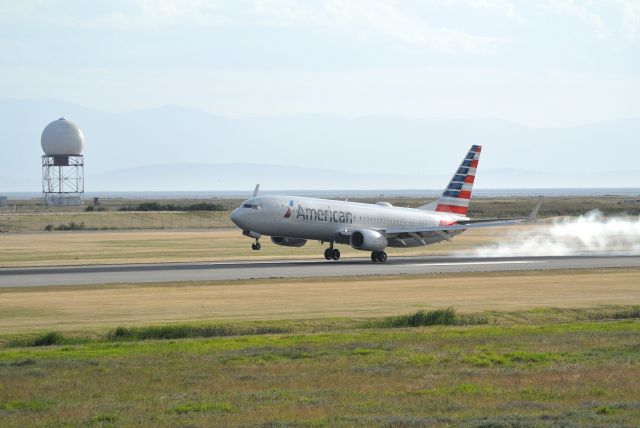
1;268;638;334
0;210;233;233
0;313;638;426
0;226;523;267
1;268;639;426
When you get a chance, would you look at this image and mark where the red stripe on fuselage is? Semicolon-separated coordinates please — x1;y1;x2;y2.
435;204;468;214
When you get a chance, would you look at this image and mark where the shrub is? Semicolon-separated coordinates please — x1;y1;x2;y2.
376;308;457;328
44;222;86;231
33;332;65;346
119;201;225;212
602;306;640;320
7;332;66;347
84;205;107;212
108;324;290;341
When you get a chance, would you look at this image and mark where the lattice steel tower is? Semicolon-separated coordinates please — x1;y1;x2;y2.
41;118;85;206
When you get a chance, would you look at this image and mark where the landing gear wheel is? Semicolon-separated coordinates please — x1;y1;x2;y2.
371;251;387;263
324;248;340;261
251;242;261;251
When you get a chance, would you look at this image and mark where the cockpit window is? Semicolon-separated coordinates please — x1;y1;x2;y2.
242;203;262;210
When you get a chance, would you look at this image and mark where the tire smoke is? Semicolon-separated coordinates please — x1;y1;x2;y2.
469;210;640;257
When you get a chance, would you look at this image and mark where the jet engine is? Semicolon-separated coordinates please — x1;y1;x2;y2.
350;229;388;251
270;236;307;247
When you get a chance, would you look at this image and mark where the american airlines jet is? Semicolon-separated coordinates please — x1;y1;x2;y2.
230;146;540;263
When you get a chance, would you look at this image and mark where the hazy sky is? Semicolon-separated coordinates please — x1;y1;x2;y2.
1;0;639;126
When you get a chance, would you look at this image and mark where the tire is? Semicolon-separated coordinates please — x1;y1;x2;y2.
332;249;341;261
256;243;261;251
324;248;332;260
251;243;257;251
379;251;387;263
371;252;379;262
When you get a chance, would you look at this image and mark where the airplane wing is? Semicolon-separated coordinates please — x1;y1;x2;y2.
382;199;542;244
384;218;528;234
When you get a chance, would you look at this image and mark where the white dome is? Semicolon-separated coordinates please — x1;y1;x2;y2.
41;118;85;156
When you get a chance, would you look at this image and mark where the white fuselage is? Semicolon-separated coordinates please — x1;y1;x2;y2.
230;195;466;248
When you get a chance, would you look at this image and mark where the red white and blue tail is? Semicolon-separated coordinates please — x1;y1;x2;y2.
421;145;481;216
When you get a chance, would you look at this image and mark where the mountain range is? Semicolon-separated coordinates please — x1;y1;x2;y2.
1;98;638;191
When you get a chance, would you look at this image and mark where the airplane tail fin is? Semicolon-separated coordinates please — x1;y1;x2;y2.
419;145;481;216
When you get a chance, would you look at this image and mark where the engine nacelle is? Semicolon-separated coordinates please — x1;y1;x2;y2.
350;229;388;251
270;236;307;247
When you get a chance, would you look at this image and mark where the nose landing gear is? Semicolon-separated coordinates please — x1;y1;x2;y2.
243;231;261;251
371;251;387;263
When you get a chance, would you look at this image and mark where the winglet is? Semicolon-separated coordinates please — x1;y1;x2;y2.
527;198;543;223
252;184;260;197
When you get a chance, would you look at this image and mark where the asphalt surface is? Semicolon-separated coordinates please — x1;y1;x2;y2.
1;255;639;288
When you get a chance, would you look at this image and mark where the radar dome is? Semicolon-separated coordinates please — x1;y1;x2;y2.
41;118;85;156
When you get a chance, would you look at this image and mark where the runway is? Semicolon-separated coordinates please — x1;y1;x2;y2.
1;255;640;288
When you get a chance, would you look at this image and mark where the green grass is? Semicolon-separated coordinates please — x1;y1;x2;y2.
0;318;638;426
6;331;89;348
0;399;52;411
168;402;234;414
462;350;562;367
375;307;457;327
3;305;639;349
372;307;489;328
107;324;292;341
591;305;640;320
1;307;639;426
89;413;118;423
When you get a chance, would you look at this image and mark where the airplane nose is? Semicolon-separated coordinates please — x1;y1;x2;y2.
230;208;241;226
230;207;246;228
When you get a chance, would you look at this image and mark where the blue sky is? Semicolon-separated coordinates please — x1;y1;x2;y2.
1;0;639;126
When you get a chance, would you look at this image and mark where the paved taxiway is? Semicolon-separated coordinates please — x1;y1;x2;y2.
1;255;640;288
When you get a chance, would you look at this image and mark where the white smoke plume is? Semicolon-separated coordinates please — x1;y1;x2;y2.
469;210;640;257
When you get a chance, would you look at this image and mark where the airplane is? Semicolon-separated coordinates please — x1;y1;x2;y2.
230;145;541;263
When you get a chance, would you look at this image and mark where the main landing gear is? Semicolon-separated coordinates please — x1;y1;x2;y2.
371;251;387;263
324;243;341;261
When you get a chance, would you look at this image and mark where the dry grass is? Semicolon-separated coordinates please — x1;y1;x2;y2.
0;210;233;233
1;269;638;334
0;226;523;267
